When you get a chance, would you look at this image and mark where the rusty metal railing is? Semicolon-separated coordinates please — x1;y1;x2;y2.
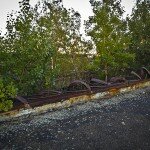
12;67;150;110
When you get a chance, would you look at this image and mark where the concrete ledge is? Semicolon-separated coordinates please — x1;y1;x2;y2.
0;80;150;122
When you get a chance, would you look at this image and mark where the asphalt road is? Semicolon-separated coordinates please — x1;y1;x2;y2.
0;87;150;150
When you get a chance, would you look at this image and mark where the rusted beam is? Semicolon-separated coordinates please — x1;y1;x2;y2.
16;96;31;109
39;90;62;95
110;77;126;83
90;78;109;85
141;67;150;79
131;71;141;80
68;80;92;93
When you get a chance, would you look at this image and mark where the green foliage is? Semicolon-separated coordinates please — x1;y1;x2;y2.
1;0;58;95
128;0;150;68
86;0;135;80
39;2;92;78
0;77;17;111
0;0;92;97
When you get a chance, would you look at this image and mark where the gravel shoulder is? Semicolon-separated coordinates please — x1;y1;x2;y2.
0;87;150;150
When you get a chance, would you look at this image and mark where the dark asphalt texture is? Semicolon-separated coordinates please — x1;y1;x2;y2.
0;87;150;150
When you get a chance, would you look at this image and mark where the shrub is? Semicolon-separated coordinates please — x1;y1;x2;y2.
0;77;17;111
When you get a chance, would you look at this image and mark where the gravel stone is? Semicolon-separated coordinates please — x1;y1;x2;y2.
0;86;150;150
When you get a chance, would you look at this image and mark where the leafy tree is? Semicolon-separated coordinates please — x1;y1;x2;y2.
39;2;92;78
61;9;92;77
128;0;150;68
86;0;135;81
1;0;56;95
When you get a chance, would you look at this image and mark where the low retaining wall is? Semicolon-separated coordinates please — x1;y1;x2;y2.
0;80;150;122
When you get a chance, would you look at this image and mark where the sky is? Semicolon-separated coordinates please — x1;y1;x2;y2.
0;0;136;35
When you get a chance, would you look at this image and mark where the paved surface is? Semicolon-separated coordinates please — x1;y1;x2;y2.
0;87;150;150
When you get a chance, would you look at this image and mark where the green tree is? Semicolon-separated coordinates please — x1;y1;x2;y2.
1;0;56;95
128;0;150;68
39;2;92;78
86;0;135;81
61;9;92;77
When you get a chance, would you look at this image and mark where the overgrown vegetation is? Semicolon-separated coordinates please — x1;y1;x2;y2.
0;0;149;111
0;77;17;111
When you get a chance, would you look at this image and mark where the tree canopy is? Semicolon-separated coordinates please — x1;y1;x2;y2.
86;0;135;80
128;0;150;67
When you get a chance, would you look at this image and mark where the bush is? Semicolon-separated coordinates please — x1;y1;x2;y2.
0;77;17;112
